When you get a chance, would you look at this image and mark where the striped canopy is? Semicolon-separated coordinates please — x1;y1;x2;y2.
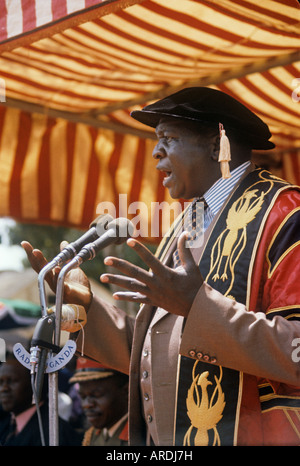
0;0;299;241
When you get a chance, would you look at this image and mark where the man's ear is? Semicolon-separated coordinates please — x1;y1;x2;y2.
210;133;220;161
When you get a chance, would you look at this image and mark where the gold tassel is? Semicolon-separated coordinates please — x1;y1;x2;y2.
218;123;231;179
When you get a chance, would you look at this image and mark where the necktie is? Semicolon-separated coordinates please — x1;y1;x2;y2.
173;197;207;267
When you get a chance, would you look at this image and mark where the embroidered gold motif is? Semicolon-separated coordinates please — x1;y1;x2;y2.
184;363;225;446
206;189;265;296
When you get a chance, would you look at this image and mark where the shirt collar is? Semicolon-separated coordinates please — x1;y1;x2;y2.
14;404;37;434
203;161;252;217
103;413;128;439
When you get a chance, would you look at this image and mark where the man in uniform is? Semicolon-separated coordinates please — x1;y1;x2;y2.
70;358;128;446
22;87;300;446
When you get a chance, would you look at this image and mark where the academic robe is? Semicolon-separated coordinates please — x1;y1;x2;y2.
76;168;300;446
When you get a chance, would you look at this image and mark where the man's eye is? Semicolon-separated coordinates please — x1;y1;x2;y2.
166;136;176;143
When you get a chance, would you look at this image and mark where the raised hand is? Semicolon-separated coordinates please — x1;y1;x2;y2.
100;232;203;318
21;241;93;310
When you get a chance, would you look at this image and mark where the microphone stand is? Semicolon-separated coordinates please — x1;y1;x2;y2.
44;218;133;445
37;241;97;444
48;259;78;445
37;258;80;446
38;260;58;317
49;255;87;446
37;260;61;446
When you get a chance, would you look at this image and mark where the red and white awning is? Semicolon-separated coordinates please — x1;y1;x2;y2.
0;0;299;240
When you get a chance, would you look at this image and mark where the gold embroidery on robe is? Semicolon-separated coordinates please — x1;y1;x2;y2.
205;171;287;297
184;362;225;446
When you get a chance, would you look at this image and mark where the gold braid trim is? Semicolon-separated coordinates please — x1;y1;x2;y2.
82;426;97;446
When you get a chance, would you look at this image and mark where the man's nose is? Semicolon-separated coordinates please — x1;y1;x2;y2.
82;396;95;408
152;141;166;159
0;381;10;392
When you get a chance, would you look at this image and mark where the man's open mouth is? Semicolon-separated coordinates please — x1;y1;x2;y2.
162;171;172;186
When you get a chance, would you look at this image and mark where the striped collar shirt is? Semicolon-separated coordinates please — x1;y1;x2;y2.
202;160;251;230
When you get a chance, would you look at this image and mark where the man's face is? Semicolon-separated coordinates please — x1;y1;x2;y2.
153;118;218;199
78;377;127;430
0;361;33;415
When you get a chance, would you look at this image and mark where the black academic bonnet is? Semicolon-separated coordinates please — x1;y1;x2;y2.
131;87;275;150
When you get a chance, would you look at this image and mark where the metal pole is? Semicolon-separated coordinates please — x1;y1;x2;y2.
37;259;69;446
49;259;81;446
48;372;59;446
38;260;57;317
37;262;59;446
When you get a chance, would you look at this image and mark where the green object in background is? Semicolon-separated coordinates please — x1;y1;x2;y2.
0;298;41;318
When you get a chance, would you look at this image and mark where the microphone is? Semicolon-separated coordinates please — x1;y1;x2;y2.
48;304;87;333
32;215;114;403
52;213;113;266
52;217;135;352
30;313;56;404
70;217;135;266
37;213;113;315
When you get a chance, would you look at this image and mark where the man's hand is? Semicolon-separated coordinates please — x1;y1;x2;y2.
21;241;93;310
100;232;203;318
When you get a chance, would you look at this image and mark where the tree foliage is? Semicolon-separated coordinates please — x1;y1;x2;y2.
8;222;155;281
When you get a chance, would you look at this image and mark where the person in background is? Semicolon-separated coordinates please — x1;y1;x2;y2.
70;357;128;446
0;352;82;446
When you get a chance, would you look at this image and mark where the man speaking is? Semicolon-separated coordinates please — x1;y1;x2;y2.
23;87;300;446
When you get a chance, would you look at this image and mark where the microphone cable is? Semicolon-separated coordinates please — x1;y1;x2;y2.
31;372;46;446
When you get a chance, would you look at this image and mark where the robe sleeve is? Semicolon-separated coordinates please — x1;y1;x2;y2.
75;295;135;375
